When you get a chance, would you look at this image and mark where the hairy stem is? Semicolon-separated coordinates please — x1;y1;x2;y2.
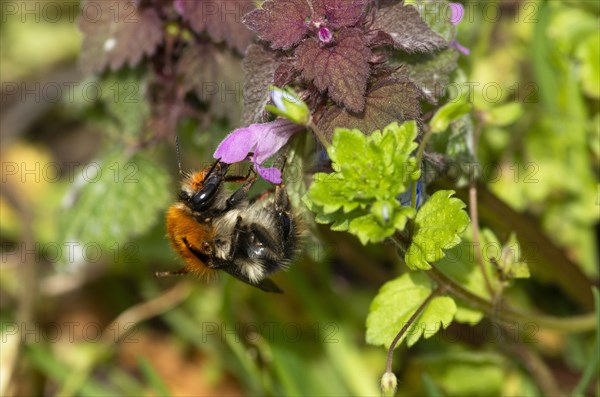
385;286;444;373
308;120;330;149
411;128;434;209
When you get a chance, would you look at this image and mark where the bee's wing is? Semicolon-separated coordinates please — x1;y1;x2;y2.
220;265;283;294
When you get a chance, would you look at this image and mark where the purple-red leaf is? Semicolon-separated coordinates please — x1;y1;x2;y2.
273;62;298;88
176;0;255;53
79;0;163;73
312;0;368;29
177;43;244;125
243;0;311;50
296;29;371;112
371;2;447;52
242;44;283;124
317;76;422;139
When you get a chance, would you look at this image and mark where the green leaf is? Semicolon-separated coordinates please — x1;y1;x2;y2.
571;287;600;396
405;190;470;270
409;351;508;396
306;122;419;244
447;114;479;186
349;206;415;245
136;355;172;397
575;33;600;98
58;149;171;268
480;230;530;281
430;101;472;133
484;102;524;127
435;242;490;324
366;272;457;348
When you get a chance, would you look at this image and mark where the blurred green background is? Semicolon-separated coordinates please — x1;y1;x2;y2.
1;1;598;396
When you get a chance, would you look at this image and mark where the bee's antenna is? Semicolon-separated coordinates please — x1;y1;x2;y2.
176;134;183;175
202;158;227;184
155;269;188;278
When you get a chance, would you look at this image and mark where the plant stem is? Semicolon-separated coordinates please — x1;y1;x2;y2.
411;128;434;209
426;266;596;332
468;182;495;296
308;120;330;149
385;286;444;374
390;226;595;333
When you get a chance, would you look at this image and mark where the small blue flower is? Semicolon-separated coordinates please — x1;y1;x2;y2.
399;179;423;209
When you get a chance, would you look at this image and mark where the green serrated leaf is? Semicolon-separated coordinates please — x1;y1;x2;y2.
435;242;489;324
366;272;457;348
58;149;171;268
315;209;353;231
329;128;368;169
405;190;470;270
306;121;419;243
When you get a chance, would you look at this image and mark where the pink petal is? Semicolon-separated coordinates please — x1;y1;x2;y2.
174;0;184;15
254;162;282;184
213;124;260;163
451;40;470;55
253;119;303;164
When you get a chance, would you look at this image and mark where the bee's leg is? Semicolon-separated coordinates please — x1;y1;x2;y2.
220;264;283;293
274;184;291;212
225;216;243;261
224;165;254;183
181;237;214;266
225;174;257;209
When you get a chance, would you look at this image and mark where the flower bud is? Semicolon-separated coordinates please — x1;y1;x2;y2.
380;371;398;396
266;86;310;126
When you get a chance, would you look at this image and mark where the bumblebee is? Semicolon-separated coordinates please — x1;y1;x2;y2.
157;159;299;293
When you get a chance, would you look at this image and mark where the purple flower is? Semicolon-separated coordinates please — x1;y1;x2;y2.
318;27;333;44
449;3;464;25
449;2;470;55
214;119;304;184
173;0;184;15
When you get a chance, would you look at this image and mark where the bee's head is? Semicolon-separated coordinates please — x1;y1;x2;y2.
180;161;230;212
